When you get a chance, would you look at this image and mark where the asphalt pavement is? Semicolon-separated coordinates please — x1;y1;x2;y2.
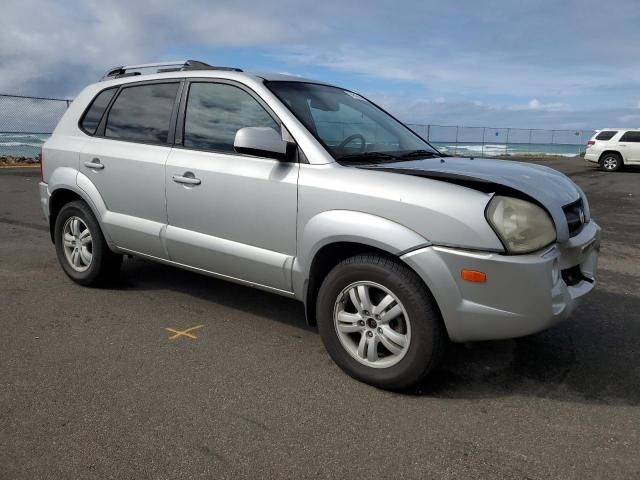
1;158;639;479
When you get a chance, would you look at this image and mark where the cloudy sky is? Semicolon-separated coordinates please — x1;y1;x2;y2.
2;0;639;129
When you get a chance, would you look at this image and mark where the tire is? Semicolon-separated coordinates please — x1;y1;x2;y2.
54;200;122;286
316;254;446;390
600;152;623;172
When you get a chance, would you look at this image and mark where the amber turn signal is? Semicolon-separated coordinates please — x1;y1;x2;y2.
461;270;487;283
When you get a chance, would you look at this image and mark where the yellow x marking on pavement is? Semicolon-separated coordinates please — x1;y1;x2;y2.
165;325;204;340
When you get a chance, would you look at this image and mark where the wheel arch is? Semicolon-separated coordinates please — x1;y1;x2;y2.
599;150;625;164
49;188;84;242
296;210;433;327
48;169;112;246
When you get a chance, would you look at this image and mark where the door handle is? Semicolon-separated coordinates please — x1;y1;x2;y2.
84;158;105;170
172;173;201;186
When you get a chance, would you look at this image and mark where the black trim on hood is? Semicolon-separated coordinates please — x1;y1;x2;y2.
356;165;534;201
346;154;582;243
355;163;560;255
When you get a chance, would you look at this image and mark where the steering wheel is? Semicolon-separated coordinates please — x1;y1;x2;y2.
337;134;366;152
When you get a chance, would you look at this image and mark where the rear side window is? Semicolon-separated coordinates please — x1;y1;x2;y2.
183;82;279;153
80;87;117;135
105;83;180;144
595;131;617;141
620;131;640;142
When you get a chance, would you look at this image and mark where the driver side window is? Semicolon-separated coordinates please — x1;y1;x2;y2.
308;101;398;152
183;82;279;153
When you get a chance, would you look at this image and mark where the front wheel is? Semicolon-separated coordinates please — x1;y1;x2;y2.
316;254;446;390
54;200;122;286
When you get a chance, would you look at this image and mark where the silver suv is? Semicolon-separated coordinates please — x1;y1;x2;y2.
39;60;601;389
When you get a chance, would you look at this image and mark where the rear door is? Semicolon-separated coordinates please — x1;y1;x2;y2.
164;80;298;292
618;131;640;163
78;81;182;257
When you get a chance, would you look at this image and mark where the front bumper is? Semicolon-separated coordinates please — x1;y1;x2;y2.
401;221;601;342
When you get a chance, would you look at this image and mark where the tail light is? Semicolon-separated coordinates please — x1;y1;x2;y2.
39;147;44;181
587;140;595;146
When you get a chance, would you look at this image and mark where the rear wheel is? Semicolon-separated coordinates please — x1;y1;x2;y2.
54;201;122;286
600;152;622;171
316;254;446;390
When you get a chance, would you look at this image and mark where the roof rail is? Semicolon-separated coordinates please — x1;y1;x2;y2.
100;60;243;81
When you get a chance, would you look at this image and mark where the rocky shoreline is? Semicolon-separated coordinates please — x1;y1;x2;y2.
0;155;41;167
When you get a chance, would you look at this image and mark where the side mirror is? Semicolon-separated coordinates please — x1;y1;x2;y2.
234;127;291;160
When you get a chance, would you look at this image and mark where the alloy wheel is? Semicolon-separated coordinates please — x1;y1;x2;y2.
62;216;93;272
333;281;411;368
602;156;619;170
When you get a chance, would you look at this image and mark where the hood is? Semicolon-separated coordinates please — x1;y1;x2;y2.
358;156;585;242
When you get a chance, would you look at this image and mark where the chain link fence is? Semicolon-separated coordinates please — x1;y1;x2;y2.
0;93;595;160
0;94;71;159
407;124;595;158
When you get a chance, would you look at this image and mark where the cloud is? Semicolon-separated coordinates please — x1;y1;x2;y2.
275;44;640;105
0;0;306;96
524;99;569;112
617;114;640;125
373;94;639;131
1;0;640;129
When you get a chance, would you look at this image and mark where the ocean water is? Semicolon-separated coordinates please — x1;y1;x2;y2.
430;142;585;157
0;133;49;158
0;133;586;159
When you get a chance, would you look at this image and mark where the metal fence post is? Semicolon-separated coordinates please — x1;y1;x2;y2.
576;131;582;156
454;126;458;156
481;127;485;158
426;124;430;142
505;128;509;157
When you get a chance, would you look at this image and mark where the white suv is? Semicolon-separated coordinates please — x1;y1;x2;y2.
585;128;640;171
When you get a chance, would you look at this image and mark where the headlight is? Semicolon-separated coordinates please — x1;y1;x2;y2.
486;196;556;254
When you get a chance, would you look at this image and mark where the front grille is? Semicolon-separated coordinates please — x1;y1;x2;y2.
563;198;586;237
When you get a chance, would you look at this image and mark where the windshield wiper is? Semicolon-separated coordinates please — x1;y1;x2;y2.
397;149;441;159
337;151;398;163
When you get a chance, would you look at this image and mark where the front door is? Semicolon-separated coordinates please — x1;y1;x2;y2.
164;81;298;292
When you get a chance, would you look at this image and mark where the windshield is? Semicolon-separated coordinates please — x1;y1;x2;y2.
265;81;440;161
